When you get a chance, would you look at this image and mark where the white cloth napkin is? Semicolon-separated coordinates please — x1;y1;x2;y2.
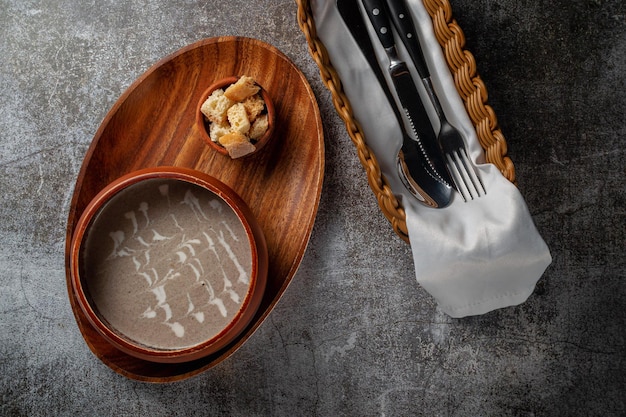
311;0;552;317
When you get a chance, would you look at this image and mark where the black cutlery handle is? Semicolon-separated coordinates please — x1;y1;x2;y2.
361;0;396;50
386;0;430;78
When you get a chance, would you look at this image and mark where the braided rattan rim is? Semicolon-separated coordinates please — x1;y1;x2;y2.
296;0;515;243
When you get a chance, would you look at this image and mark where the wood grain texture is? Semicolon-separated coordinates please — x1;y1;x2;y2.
64;37;324;382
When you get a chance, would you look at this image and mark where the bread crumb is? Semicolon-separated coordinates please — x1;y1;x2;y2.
209;121;231;143
201;89;233;124
249;114;269;140
219;131;256;159
227;103;250;135
243;94;265;121
224;75;260;102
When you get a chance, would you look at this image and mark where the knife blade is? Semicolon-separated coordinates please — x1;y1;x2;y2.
336;0;452;207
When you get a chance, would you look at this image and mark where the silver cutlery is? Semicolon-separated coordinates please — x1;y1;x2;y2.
386;0;486;201
337;0;453;207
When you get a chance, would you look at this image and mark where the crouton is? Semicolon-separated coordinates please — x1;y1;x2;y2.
227;103;250;135
249;114;269;141
200;89;233;124
219;131;256;159
242;94;265;121
209;121;231;143
224;75;260;102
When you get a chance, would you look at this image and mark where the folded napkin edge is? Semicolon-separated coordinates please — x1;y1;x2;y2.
438;285;537;318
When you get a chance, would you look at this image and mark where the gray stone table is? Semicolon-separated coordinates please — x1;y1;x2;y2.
1;0;624;416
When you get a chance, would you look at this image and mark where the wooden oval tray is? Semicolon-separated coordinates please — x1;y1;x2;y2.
64;37;324;382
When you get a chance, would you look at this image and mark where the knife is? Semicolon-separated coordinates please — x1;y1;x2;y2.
385;0;456;139
336;0;452;207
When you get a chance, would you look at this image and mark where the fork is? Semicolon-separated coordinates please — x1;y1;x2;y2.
386;0;486;201
434;105;486;201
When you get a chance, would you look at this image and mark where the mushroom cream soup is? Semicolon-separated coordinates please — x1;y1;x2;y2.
81;178;252;350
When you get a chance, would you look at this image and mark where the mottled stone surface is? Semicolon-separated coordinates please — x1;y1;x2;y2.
1;0;624;416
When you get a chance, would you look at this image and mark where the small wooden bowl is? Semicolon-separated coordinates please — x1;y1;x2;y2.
69;167;268;363
196;76;275;158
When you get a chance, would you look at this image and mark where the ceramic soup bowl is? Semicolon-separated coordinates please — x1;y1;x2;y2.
69;167;268;363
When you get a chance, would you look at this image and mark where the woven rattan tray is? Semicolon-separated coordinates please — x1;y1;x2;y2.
296;0;515;242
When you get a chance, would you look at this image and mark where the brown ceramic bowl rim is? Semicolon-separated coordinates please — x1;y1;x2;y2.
69;167;268;363
196;76;275;157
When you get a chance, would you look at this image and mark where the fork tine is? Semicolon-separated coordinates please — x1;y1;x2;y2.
457;148;486;198
446;153;470;202
446;149;485;201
